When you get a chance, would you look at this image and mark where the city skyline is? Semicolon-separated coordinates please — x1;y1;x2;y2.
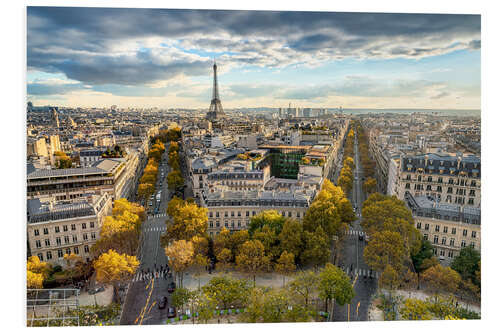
27;8;481;109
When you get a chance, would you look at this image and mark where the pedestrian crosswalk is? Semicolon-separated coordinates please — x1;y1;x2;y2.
340;266;379;279
143;226;167;233
131;269;171;282
346;229;366;237
148;213;167;219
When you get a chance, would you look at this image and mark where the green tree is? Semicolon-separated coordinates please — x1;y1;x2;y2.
253;224;280;260
451;245;480;286
202;276;249;309
248;210;286;236
278;219;303;258
301;226;331;269
318;263;355;320
235;240;271;286
303;189;342;238
363;230;406;273
275;251;296;287
378;264;402;293
287;270;318;308
171;287;192;313
167;170;184;191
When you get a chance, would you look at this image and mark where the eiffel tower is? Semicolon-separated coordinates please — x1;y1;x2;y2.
206;60;225;121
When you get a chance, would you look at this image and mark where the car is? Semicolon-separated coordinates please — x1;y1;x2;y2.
358;234;364;241
148;201;153;206
88;286;105;295
167;307;176;318
167;282;176;293
154;208;159;214
158;296;168;309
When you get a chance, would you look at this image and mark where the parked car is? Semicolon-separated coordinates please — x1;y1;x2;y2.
167;307;176;318
158;296;168;309
167;282;176;293
358;234;364;241
88;286;105;295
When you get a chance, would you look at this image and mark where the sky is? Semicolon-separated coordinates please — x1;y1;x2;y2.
27;7;481;109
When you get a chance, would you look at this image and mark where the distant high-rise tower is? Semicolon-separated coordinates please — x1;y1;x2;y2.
206;61;225;121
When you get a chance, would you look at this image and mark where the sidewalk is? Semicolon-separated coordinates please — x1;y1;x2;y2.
182;269;289;290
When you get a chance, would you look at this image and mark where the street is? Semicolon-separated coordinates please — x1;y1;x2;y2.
120;146;176;325
332;127;378;322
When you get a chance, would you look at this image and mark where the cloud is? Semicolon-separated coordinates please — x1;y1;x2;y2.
431;92;451;99
28;7;481;90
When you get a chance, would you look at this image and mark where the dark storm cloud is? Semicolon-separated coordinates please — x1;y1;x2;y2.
27;7;481;90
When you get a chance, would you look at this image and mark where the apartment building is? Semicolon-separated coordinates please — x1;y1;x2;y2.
27;192;113;266
406;193;480;266
205;188;315;236
395;153;480;207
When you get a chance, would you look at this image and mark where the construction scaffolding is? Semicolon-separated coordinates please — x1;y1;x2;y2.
26;288;80;327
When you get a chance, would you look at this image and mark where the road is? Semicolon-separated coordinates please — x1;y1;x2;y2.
120;145;176;325
332;126;378;322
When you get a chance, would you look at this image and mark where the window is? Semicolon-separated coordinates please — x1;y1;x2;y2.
74;247;79;255
439;250;445;256
426;185;432;191
91;232;96;240
64;236;69;244
216;212;219;218
71;224;76;231
416;223;421;229
34;229;39;236
209;222;213;228
288;212;292;217
58;249;63;258
43;228;49;235
56;237;61;245
45;239;50;247
90;222;95;228
37;253;43;261
65;248;71;255
216;222;220;227
209;212;213;218
82;223;87;230
231;222;235;228
238;221;241;227
423;234;428;240
46;251;52;260
252;211;256;216
35;240;41;248
72;235;78;243
231;211;234;217
433;235;439;244
450;238;455;246
435;225;440;232
463;229;468;237
461;240;467;248
225;212;228;217
471;242;475;249
55;226;60;233
468;198;474;205
84;245;89;253
83;233;88;240
451;228;456;235
443;226;448;233
441;237;446;245
472;231;477;238
405;183;410;189
237;212;241;217
448;251;454;258
424;224;429;231
63;225;68;232
225;222;228;227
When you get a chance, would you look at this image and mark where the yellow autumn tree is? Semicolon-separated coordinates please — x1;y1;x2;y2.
165;240;194;288
94;250;139;298
112;198;145;222
27;256;51;289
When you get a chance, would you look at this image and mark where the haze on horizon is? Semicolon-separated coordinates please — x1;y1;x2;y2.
27;7;481;110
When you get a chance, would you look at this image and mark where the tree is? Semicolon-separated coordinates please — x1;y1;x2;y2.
27;256;51;289
318;263;355;319
451;245;480;286
279;219;303;258
378;264;402;293
303;189;342;238
241;288;293;323
196;293;217;324
288;270;319;308
171;287;192;313
300;226;331;269
202;276;249;309
411;239;435;274
253;225;280;260
64;253;83;284
337;198;356;225
100;212;140;237
337;175;353;195
400;298;433;320
137;183;154;201
166;196;185;218
165;240;194;288
363;230;406;273
228;230;250;256
421;264;461;298
344;156;355;170
363;177;377;194
167;170;184;191
192;254;209;289
235;240;271;286
275;251;296;287
213;227;231;257
112;198;145;221
165;202;208;243
248;210;286;236
93;250;139;300
216;248;233;272
91;229;139;257
191;235;209;257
